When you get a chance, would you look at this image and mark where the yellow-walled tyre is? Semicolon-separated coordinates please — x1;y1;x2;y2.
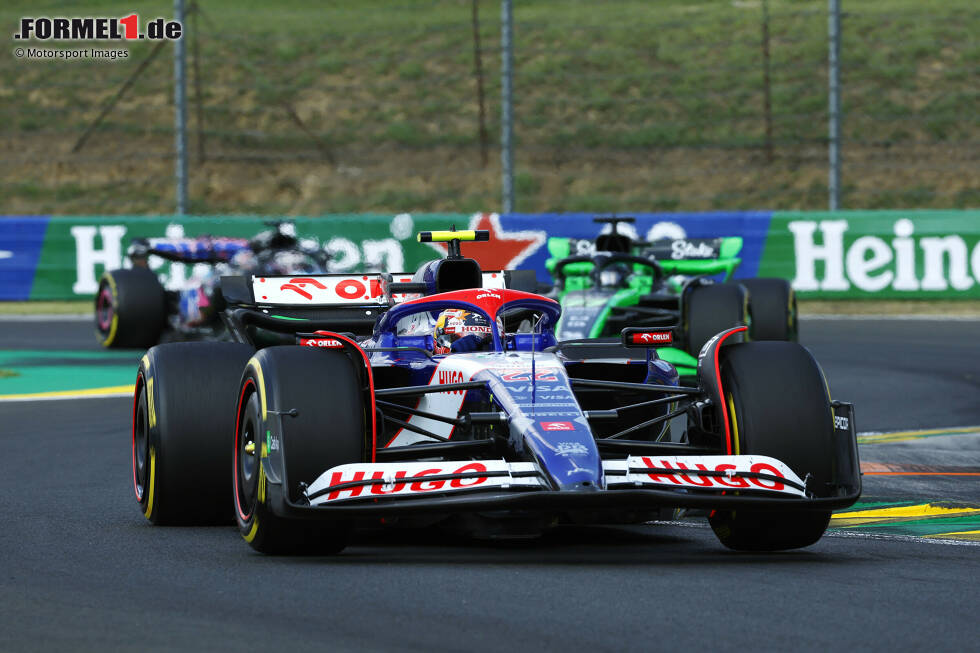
684;283;747;357
234;346;369;555
96;268;167;349
133;342;254;525
739;277;798;342
708;341;834;551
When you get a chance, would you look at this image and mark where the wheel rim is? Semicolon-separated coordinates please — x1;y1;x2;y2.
96;285;114;332
235;386;260;522
133;381;149;502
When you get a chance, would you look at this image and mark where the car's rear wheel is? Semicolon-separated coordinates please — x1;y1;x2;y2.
684;283;746;357
234;346;370;555
96;268;167;349
739;277;797;341
708;341;834;551
133;342;254;525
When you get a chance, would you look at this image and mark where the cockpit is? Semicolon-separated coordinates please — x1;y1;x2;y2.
376;289;560;354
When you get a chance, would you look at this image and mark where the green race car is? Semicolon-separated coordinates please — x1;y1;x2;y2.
546;217;797;379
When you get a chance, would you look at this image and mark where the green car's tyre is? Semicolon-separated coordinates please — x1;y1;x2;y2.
684;283;746;357
96;268;167;349
708;341;834;551
134;342;255;525
234;346;369;555
739;277;797;342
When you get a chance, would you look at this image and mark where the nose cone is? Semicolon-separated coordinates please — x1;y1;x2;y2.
478;353;604;491
531;422;605;491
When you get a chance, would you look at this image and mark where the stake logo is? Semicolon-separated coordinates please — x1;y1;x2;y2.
14;15;183;41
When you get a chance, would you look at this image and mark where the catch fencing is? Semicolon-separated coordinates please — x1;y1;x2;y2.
1;1;976;216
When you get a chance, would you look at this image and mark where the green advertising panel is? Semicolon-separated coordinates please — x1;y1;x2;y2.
759;210;980;299
14;210;980;300
30;214;470;300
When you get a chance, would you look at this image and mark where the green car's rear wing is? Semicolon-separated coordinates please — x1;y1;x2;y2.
546;236;743;282
642;237;742;279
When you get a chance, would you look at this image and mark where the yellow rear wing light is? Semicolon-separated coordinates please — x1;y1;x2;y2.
418;230;490;243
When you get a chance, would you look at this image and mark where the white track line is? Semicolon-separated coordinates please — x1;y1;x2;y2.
824;529;980;547
801;314;980;321
0;391;132;402
0;313;93;321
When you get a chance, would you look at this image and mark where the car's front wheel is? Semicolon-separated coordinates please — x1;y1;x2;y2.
234;346;370;555
708;341;834;551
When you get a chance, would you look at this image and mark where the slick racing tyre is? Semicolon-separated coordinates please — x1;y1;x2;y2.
708;341;834;551
739;277;797;342
133;342;254;525
684;283;747;357
96;268;167;349
234;346;371;555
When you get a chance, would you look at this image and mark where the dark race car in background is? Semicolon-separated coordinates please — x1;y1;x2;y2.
546;216;798;378
95;222;330;348
131;229;860;555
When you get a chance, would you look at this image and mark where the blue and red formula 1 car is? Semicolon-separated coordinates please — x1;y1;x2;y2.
96;222;329;348
132;229;860;554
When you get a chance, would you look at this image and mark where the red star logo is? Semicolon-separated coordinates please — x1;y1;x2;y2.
425;213;546;270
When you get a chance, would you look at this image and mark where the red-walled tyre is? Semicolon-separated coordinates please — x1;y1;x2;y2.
234;346;370;555
708;341;834;551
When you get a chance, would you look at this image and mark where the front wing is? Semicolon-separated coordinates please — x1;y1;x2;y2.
290;454;857;517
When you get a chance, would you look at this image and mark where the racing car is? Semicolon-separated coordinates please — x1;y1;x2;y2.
131;229;860;554
547;216;797;378
96;222;329;348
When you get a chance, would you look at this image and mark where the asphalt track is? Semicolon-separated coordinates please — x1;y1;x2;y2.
1;318;978;651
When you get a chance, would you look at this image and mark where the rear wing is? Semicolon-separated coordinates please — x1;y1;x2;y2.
129;237;250;264
218;273;393;339
642;238;734;261
221;273;392;307
219;269;540;341
221;269;536;308
642;237;742;278
545;236;743;280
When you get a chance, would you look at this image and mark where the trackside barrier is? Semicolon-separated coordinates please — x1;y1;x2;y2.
759;210;980;299
1;210;978;300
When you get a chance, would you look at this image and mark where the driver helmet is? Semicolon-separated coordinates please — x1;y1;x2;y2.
433;309;493;354
598;263;630;287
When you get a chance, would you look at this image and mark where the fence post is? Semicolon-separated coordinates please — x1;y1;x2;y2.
192;1;205;164
472;0;489;168
827;0;841;210
500;0;515;214
174;0;189;215
761;0;773;163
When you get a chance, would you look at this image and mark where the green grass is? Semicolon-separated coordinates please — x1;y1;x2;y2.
1;0;976;214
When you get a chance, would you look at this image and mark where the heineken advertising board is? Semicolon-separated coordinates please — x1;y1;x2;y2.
1;210;977;300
